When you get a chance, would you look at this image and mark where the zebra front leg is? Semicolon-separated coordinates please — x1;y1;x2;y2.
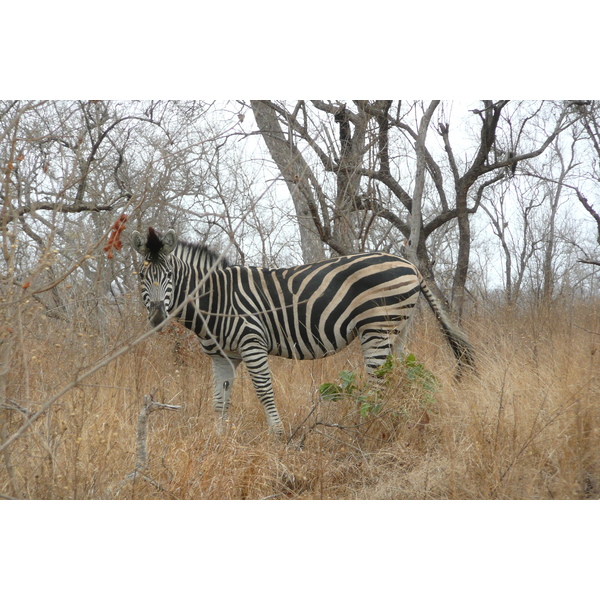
240;346;283;437
210;355;241;430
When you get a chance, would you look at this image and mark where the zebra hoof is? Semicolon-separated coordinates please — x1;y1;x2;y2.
214;418;230;435
269;425;284;439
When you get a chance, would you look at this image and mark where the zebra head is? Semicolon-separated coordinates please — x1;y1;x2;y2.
131;227;177;328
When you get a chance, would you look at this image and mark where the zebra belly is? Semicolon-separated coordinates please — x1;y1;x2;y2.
266;321;357;360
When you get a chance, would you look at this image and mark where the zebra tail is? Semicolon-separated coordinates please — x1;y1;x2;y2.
419;278;476;375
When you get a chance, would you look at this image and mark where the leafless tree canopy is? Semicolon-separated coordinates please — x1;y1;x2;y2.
2;100;598;319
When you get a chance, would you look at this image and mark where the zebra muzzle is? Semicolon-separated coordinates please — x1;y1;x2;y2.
148;302;168;328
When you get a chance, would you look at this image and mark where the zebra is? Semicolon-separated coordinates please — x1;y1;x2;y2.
132;227;474;436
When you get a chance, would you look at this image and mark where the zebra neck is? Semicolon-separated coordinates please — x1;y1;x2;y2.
170;244;223;312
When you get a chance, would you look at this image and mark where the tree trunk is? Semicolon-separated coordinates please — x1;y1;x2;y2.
250;101;325;263
405;101;439;266
542;189;559;303
332;106;368;253
451;188;471;319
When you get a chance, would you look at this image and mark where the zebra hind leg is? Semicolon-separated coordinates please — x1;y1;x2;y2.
358;327;396;390
210;355;241;431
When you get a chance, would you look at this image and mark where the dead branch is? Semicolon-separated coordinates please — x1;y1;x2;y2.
105;391;182;497
133;391;181;474
574;324;600;337
0;399;34;419
578;258;600;267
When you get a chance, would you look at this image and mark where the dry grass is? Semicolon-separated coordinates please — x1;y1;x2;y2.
1;298;599;500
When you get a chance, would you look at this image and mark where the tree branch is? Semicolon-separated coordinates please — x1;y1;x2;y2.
15;202;113;217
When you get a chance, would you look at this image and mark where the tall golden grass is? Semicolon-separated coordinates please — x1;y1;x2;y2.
1;297;599;500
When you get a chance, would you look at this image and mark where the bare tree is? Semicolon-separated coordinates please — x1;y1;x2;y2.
249;100;581;315
250;101;326;262
481;177;547;305
479;106;600;305
571;101;600;249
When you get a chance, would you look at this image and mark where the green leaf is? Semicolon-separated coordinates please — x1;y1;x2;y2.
374;354;396;378
359;400;381;417
339;370;357;392
319;382;343;401
360;402;372;417
405;353;417;367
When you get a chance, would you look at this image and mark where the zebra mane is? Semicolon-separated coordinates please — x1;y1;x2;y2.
145;227;163;259
175;238;231;270
144;227;229;270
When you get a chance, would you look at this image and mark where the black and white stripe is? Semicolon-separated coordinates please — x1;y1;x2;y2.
132;227;474;434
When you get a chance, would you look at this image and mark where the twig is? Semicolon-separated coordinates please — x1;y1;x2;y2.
0;315;181;454
1;423;20;498
133;391;181;474
287;404;318;445
574;323;600;337
0;399;34;419
312;427;367;455
106;391;181;497
497;397;580;488
578;258;600;267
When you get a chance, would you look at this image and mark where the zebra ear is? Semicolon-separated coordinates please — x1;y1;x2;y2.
162;229;177;254
131;231;146;255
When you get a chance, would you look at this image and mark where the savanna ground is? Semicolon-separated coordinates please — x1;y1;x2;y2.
1;296;599;500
